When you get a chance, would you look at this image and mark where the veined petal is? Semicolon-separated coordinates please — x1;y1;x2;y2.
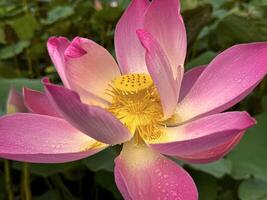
45;84;132;145
179;66;206;102
149;112;255;157
47;36;70;88
177;43;267;122
137;30;179;119
176;132;244;164
64;37;120;105
0;113;106;163
7;88;27;113
114;142;198;200
144;0;187;74
115;0;149;74
23;87;60;118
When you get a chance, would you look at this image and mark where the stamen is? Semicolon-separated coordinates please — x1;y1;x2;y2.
108;73;164;143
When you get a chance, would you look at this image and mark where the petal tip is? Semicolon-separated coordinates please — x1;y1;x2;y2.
242;111;257;127
64;37;87;59
41;77;51;84
47;36;68;48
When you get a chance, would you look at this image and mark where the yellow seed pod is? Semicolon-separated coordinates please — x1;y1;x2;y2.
113;73;153;92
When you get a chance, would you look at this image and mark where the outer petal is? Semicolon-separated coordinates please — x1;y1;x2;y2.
0;113;106;163
47;36;70;88
144;0;187;74
65;37;120;105
149;112;255;158
23;87;60;118
115;0;149;73
177;43;267;122
7;88;27;113
176;132;244;164
114;142;198;200
137;30;179;119
45;84;132;145
179;65;206;102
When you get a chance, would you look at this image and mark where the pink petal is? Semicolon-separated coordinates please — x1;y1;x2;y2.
177;43;267;121
144;0;187;74
0;113;106;163
64;37;120;105
137;29;179;119
114;142;198;200
64;37;86;59
47;36;71;88
115;0;149;74
41;77;50;84
149;112;255;157
7;88;27;113
176;132;244;164
45;84;132;145
179;65;206;102
23;87;60;118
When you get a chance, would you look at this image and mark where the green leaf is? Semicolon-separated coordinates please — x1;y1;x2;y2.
208;0;229;8
192;172;218;200
117;0;131;9
0;23;6;44
263;96;267;110
28;42;46;60
186;51;216;69
216;14;267;48
0;41;30;59
46;6;74;25
251;0;267;6
12;162;80;178
188;159;232;178
0;62;18;78
180;0;199;11
11;14;39;40
227;111;267;181
95;171;122;200
33;190;61;200
182;4;213;51
238;178;267;200
92;7;121;24
82;147;117;172
0;78;42;115
217;190;236;200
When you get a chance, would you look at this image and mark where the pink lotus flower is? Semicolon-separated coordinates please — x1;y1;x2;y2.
1;0;267;199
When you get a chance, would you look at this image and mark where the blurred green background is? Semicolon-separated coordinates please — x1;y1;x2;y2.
0;0;267;199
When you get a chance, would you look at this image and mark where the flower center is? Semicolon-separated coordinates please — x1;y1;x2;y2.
107;73;164;143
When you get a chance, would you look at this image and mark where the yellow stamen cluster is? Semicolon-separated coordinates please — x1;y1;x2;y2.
107;73;164;143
